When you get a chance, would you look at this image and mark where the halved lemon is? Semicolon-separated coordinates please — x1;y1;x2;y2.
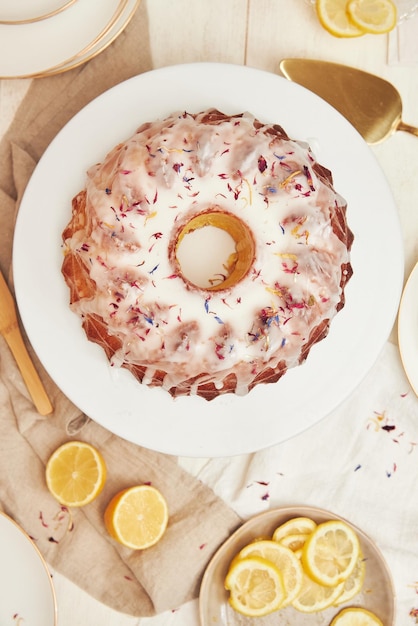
238;539;303;606
334;554;366;605
292;569;344;612
330;607;384;625
302;520;360;587
225;555;286;617
104;485;168;550
45;440;106;507
347;0;397;33
316;0;365;37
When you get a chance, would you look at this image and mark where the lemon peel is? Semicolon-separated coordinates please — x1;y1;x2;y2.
330;607;384;626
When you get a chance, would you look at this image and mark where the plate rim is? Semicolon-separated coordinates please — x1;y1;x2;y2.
40;0;140;78
0;0;77;25
398;260;418;395
0;510;57;626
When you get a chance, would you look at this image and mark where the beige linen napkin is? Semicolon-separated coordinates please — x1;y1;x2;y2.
0;2;241;617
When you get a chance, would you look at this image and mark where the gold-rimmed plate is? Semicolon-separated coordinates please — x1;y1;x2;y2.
41;0;140;77
0;0;139;78
0;511;57;626
199;506;395;626
0;0;77;25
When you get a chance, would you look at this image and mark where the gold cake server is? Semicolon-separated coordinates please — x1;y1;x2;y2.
0;270;53;415
280;58;418;145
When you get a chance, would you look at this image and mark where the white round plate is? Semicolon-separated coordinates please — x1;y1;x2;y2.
199;506;395;626
398;261;418;395
13;63;403;457
0;0;139;78
0;511;57;626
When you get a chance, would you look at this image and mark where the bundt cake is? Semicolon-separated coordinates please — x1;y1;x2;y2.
61;109;353;401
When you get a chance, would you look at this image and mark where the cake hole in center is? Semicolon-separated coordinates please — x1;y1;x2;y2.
174;211;255;291
176;226;236;289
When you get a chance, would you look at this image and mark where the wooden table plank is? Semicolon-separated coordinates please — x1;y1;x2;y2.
246;0;387;73
147;0;248;68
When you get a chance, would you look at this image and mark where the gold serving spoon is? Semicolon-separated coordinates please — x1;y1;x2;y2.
280;58;418;145
0;270;53;415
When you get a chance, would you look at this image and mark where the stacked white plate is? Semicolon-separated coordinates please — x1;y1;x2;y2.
0;0;140;78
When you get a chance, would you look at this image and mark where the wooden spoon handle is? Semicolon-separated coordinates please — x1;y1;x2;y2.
397;120;418;137
4;321;53;416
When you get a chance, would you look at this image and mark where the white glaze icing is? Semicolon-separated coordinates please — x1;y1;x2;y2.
62;110;352;398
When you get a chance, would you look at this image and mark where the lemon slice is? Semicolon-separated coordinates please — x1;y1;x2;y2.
45;440;106;507
302;520;360;587
225;555;286;617
330;607;384;625
104;485;168;549
238;540;303;606
292;569;344;613
316;0;365;36
347;0;397;33
272;516;317;542
334;554;366;605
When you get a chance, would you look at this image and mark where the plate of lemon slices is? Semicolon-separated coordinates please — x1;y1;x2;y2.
199;506;394;626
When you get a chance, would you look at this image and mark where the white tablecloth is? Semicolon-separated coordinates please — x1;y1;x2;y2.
1;1;418;625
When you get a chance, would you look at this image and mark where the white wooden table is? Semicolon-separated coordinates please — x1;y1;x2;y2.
1;1;417;624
